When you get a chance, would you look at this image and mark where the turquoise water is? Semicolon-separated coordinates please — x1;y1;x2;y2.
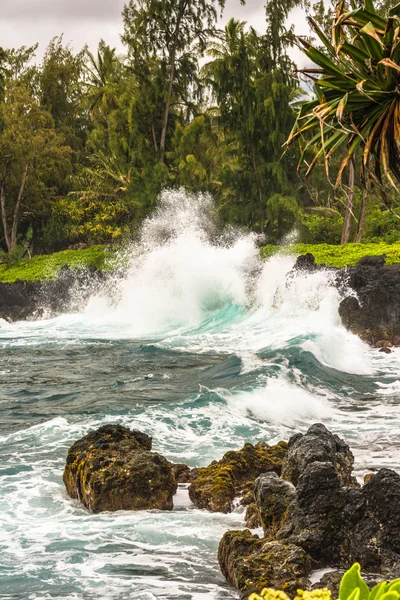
1;191;399;599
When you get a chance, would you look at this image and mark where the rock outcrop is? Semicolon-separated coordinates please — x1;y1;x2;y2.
290;254;400;347
0;266;105;322
63;424;177;513
219;424;400;598
218;530;312;599
338;263;400;347
188;441;288;513
280;423;356;487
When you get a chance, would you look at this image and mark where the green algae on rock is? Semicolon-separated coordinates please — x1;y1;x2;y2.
218;530;312;599
63;424;177;513
188;441;288;513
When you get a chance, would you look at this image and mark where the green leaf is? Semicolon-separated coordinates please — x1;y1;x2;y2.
339;41;370;63
364;0;376;13
387;581;400;594
389;2;400;17
369;581;388;600
339;564;370;600
359;23;385;59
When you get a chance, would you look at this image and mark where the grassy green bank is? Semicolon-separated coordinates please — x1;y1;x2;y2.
0;246;111;283
0;242;399;284
261;242;400;269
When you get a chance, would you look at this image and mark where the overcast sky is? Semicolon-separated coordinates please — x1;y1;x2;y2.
0;0;310;67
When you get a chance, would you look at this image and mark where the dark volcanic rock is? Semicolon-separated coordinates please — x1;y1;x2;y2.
188;441;288;513
277;463;400;572
218;530;312;598
172;463;198;483
254;472;296;537
218;424;400;597
281;423;356;487
63;424;177;513
0;266;106;322
290;253;400;347
338;263;400;346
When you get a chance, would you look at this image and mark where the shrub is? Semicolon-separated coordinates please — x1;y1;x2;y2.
248;563;400;600
260;242;400;268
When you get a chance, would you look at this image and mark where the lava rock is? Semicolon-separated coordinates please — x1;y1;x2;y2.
276;463;400;572
63;424;177;513
281;423;356;487
338;262;400;346
188;441;288;513
356;254;386;268
0;267;107;322
218;530;312;598
254;472;296;537
172;463;198;483
245;502;262;529
277;461;346;564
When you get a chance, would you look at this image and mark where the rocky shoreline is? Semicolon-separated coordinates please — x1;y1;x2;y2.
1;254;399;348
63;423;400;599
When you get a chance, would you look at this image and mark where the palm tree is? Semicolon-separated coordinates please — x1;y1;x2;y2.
285;0;400;242
85;41;121;124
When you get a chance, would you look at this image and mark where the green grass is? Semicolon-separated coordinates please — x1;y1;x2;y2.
260;242;400;268
1;241;399;284
0;245;112;283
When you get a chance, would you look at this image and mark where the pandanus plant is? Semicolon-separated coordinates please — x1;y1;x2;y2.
285;0;400;242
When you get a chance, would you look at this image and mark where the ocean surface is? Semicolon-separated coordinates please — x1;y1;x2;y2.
1;190;399;600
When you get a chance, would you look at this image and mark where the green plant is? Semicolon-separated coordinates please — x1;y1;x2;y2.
286;0;400;192
260;242;400;267
248;563;400;600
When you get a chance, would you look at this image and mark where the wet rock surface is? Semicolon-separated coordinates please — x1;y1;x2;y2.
63;424;177;513
188;441;288;513
254;472;296;536
219;424;400;597
218;530;311;599
291;254;400;347
280;423;356;487
0;266;106;321
338;263;400;346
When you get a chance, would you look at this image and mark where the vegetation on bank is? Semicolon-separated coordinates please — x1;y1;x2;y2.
0;0;399;258
1;242;400;284
0;246;111;283
261;242;400;268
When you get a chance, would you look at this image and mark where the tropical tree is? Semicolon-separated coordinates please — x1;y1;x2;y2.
85;41;122;125
0;85;72;253
286;0;400;242
35;36;89;167
0;47;6;101
202;20;300;236
121;0;226;165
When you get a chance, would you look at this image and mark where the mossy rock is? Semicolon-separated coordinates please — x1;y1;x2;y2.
218;530;312;598
188;441;288;513
63;424;177;513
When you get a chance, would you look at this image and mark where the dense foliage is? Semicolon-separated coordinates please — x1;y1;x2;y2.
0;0;399;258
287;0;400;244
248;563;400;600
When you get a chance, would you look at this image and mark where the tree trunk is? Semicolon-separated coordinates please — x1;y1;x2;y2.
10;161;29;252
354;187;367;243
159;0;187;164
251;150;264;233
159;58;175;165
340;158;355;245
152;122;159;154
0;166;11;252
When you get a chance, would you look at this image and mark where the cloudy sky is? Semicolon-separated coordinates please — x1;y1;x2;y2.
0;0;309;66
